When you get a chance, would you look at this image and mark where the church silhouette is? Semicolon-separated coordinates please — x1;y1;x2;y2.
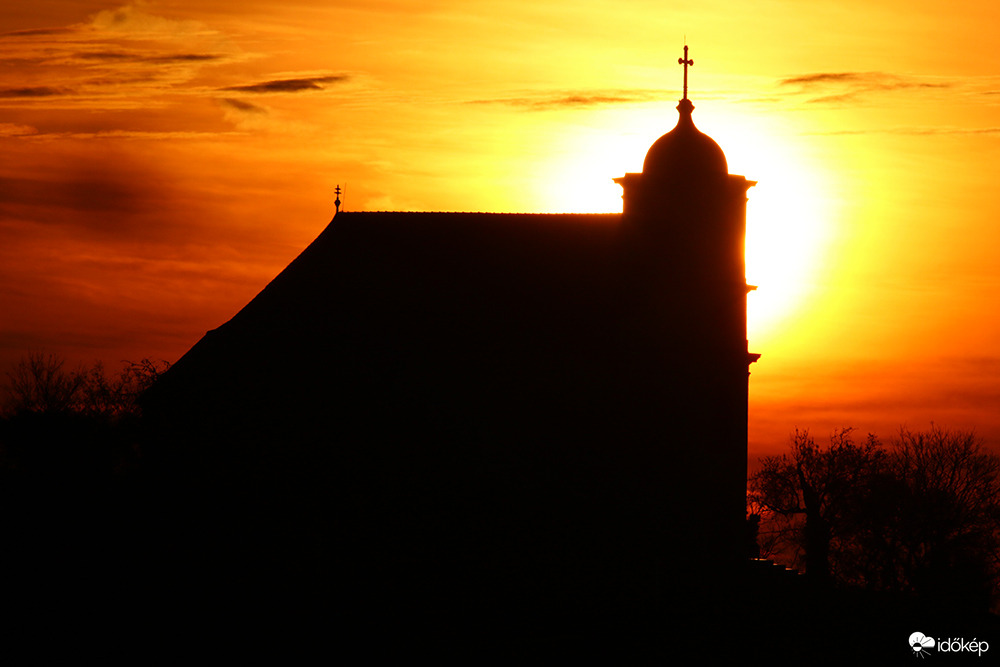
144;48;762;651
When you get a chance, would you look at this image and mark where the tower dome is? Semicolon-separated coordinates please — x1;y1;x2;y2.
642;98;728;177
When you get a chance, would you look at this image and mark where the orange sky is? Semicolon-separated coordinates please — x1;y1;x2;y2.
2;1;999;460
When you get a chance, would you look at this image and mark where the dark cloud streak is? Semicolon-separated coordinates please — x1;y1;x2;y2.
0;86;70;98
222;75;348;94
781;72;866;86
469;89;661;110
812;126;1000;136
76;51;224;64
1;27;74;38
780;71;950;104
0;174;147;217
220;98;267;114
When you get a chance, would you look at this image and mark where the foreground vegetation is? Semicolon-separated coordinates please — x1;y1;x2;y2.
749;427;1000;612
2;352;998;619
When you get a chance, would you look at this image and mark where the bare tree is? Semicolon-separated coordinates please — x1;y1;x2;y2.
748;428;888;583
865;428;1000;608
3;352;87;416
1;352;171;479
750;426;1000;611
3;352;169;418
79;358;170;418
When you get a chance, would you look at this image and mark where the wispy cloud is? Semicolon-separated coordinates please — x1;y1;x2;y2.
781;72;868;86
220;98;267;114
812;126;1000;136
0;86;70;98
0;27;75;38
87;3;217;40
779;71;950;104
0;3;241;114
75;51;224;65
0;123;37;137
222;75;349;94
469;89;662;110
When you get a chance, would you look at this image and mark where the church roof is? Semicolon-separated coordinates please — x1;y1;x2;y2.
147;211;630;428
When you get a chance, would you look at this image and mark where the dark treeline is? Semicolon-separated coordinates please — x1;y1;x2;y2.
3;352;999;656
2;352;168;419
0;352;170;635
748;427;1000;613
0;352;168;480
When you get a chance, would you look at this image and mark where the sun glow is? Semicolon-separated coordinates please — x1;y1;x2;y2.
717;120;835;344
536;109;653;213
543;107;834;344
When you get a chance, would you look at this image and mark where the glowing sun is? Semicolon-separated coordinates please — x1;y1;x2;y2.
720;123;833;342
541;107;832;343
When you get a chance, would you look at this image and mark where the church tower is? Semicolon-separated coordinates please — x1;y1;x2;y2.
614;46;759;582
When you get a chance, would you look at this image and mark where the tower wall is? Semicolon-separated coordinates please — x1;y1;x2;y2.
617;167;756;581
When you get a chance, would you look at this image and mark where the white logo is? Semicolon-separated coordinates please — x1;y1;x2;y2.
910;632;991;657
910;632;935;658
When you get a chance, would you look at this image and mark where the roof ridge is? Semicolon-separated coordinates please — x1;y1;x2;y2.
342;211;622;215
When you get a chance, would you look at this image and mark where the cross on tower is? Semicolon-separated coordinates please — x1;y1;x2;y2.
335;184;342;213
678;45;694;100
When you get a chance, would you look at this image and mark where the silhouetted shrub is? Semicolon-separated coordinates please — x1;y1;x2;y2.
750;426;1000;612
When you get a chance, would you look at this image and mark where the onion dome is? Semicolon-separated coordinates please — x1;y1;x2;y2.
642;98;728;178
